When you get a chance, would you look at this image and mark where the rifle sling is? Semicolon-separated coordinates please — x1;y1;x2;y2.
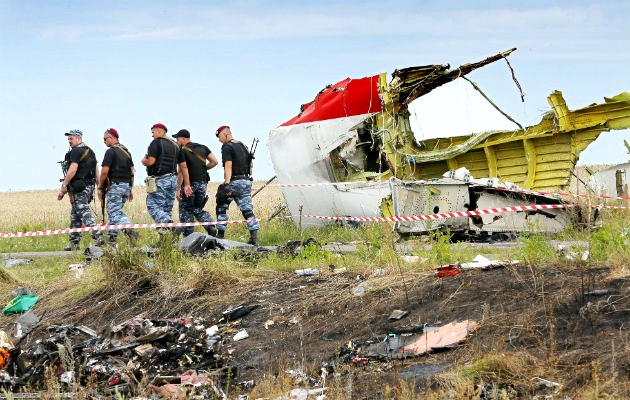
183;146;207;165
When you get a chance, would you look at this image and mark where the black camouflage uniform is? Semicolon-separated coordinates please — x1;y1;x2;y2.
61;130;104;250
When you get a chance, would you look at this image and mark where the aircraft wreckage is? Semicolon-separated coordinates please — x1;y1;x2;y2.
268;48;630;237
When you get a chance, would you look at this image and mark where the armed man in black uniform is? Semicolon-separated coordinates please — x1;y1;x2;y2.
57;129;105;250
173;129;219;237
215;125;260;245
97;128;139;244
141;123;192;226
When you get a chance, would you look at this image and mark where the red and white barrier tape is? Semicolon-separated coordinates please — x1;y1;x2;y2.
0;204;574;239
597;205;630;210
304;204;574;223
0;218;282;239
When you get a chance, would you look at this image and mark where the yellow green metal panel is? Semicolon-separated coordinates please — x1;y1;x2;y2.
344;57;630;193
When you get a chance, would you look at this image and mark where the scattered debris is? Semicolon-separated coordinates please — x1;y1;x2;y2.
400;255;420;263
533;376;562;392
179;232;219;255
2;258;31;268
10;287;31;298
147;369;215;398
434;263;463;277
357;320;478;359
295;268;320;276
350;282;371;297
67;263;85;279
328;265;346;274
585;289;611;296
278;386;327;400
277;238;320;256
460;254;520;270
0;314;258;395
370;268;388;277
233;330;249;342
220;305;257;322
388;309;409;321
0;330;13;369
83;245;104;262
400;320;478;356
3;293;39;316
556;244;590;262
14;310;42;339
434;255;520;277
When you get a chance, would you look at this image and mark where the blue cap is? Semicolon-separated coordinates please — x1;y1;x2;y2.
64;129;83;137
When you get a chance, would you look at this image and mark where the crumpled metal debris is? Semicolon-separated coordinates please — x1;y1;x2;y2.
0;311;257;397
2;258;31;268
347;320;478;360
14;310;42;339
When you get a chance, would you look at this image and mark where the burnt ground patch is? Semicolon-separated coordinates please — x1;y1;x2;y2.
2;262;630;398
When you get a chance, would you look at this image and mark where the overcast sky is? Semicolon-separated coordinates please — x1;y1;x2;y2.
1;0;628;191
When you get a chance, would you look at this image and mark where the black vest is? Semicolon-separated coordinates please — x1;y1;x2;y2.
148;137;178;176
66;145;97;183
107;144;133;183
227;140;251;177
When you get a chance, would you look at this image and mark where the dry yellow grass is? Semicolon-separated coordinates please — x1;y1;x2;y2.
0;182;284;232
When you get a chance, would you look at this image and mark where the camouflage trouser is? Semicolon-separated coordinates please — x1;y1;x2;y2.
146;173;177;223
106;182;133;239
216;179;259;232
69;184;103;244
179;180;215;236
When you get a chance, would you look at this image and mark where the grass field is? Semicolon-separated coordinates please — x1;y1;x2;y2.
0;182;286;252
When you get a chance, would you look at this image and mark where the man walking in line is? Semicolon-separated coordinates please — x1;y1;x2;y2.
57;129;105;250
141;123;192;227
173;128;219;237
214;125;260;245
97;128;139;245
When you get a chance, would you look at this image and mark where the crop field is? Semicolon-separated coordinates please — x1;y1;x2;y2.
2;174;630;399
0;182;286;253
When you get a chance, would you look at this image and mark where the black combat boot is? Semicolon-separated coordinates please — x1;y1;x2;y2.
94;235;106;247
248;230;259;246
125;229;139;246
206;225;218;237
216;230;225;239
64;243;80;251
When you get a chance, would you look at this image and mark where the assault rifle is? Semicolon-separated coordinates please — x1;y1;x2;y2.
248;138;259;178
57;160;69;199
58;160;69;180
100;180;108;224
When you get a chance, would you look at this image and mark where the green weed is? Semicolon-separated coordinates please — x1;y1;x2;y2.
515;232;557;265
590;223;630;263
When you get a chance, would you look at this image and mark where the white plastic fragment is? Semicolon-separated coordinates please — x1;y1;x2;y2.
295;268;320;276
206;325;219;336
68;263;85;279
233;329;249;341
60;371;75;384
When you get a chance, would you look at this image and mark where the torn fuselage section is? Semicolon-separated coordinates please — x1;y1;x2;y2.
327;120;391;182
268;48;622;235
388;174;578;239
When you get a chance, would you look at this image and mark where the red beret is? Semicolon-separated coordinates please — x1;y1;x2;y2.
216;125;229;137
151;123;168;132
105;128;119;138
